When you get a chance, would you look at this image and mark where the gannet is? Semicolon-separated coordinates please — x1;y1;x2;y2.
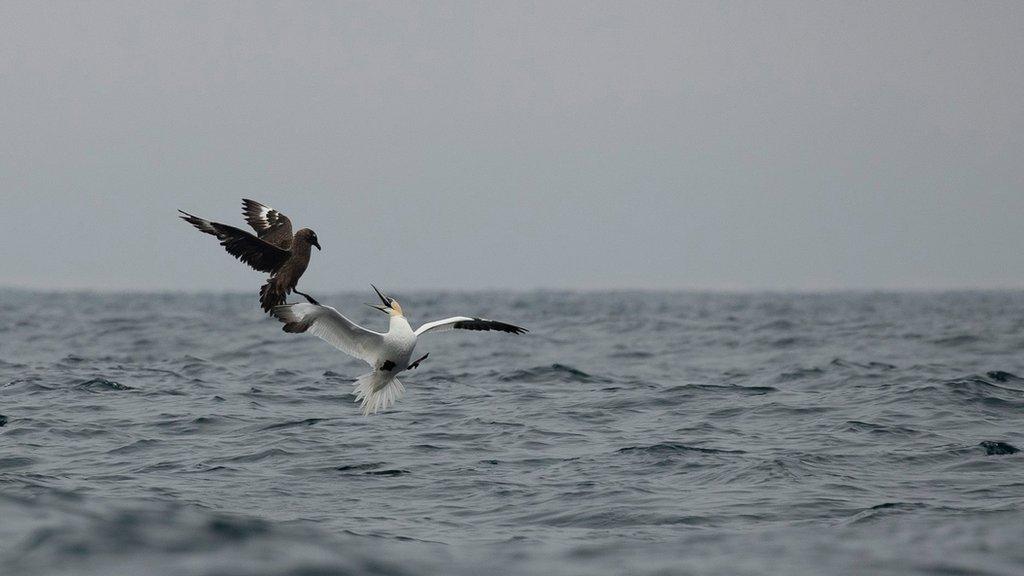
178;199;322;311
271;285;527;415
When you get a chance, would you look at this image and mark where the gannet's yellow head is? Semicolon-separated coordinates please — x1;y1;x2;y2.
367;284;404;317
389;299;403;317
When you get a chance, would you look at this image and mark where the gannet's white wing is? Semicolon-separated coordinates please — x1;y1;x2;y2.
415;316;528;336
271;303;383;365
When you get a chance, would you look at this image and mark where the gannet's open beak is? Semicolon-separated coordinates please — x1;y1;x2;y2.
365;303;390;313
371;284;391;307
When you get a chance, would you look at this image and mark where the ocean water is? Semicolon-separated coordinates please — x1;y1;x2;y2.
1;289;1023;575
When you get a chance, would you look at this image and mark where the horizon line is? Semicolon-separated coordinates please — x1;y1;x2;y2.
2;284;1024;296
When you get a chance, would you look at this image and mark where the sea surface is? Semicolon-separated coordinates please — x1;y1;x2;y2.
1;290;1023;575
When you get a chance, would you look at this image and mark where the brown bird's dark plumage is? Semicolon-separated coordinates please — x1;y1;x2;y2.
242;198;294;249
178;199;322;312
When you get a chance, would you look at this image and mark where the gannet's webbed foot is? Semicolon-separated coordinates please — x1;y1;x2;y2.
293;290;320;305
408;353;429;370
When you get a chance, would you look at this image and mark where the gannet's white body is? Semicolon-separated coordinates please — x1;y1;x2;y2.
271;286;527;415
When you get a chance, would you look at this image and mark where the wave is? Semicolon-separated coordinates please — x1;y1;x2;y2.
258;417;329;431
979;441;1019;456
617;442;746;456
498;363;613;384
74;378;134;392
932;334;984;347
663;383;778;396
985;371;1022;383
841;421;922;436
334;462;410;476
841;502;929;525
0;493;435;576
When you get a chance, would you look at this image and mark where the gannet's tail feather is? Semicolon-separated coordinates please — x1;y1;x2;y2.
353;371;405;415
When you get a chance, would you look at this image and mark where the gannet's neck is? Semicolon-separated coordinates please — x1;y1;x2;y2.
389;314;412;333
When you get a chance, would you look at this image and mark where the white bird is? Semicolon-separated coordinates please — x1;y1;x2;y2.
270;285;527;415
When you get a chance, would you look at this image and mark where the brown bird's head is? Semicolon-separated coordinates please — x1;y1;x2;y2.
366;284;404;317
295;228;321;250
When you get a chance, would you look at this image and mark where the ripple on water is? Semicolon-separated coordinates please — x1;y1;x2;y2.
74;378;134;392
498;363;612;384
617;443;746;456
258;417;330;431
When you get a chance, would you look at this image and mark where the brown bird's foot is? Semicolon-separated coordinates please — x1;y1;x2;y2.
407;353;429;370
293;290;320;306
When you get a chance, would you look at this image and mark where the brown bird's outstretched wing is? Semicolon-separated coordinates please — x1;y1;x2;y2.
241;199;293;249
179;210;291;274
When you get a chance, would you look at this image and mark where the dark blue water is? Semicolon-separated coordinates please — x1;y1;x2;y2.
2;290;1023;575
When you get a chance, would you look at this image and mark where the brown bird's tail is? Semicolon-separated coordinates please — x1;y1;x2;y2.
259;276;289;312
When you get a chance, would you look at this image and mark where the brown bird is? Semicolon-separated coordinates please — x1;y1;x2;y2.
178;199;322;312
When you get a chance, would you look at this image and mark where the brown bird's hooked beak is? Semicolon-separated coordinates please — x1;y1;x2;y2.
312;239;321;251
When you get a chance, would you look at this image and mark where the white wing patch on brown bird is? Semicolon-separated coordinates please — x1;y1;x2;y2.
242;198;293;249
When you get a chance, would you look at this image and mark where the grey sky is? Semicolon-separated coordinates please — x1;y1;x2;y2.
2;1;1022;292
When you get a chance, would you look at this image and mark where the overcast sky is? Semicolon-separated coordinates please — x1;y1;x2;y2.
2;1;1022;292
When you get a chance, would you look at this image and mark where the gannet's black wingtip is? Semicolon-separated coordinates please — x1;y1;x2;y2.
452;318;528;334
